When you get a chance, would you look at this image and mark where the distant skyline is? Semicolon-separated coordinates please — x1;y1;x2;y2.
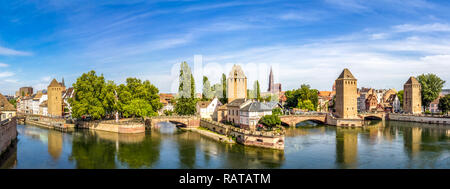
1;0;450;95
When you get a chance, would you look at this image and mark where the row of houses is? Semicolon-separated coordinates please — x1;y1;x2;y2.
16;79;74;117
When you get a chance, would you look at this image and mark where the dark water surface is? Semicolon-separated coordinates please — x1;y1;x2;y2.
2;121;449;169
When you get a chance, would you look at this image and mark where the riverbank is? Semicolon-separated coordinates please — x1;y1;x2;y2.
21;115;75;132
182;127;235;144
388;113;450;125
76;119;145;134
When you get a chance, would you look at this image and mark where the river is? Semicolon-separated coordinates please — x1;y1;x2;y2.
1;121;449;169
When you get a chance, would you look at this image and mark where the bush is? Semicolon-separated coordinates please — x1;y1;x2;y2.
425;110;431;114
259;114;281;128
272;108;283;116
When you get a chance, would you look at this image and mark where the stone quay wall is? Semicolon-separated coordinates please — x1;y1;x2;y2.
325;113;364;127
200;119;285;150
388;114;450;125
24;115;75;131
76;120;145;133
0;118;17;157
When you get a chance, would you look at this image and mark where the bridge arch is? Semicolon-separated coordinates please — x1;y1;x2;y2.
279;115;327;127
145;116;200;129
363;116;383;120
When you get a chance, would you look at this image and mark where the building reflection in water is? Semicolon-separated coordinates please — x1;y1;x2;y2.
335;127;360;168
0;142;17;169
47;130;63;161
403;127;422;157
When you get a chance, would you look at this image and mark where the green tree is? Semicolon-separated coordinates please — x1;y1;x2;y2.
101;80;118;116
69;70;106;120
397;90;404;107
417;74;445;110
8;99;16;108
254;80;261;101
174;62;197;115
220;73;227;104
284;84;318;111
117;78;162;118
202;76;214;100
272;107;282;116
438;94;450;115
298;99;314;110
259;114;281;128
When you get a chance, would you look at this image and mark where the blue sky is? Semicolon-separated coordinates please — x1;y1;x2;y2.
1;0;450;95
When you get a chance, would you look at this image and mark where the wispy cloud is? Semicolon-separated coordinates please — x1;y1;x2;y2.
0;72;15;78
0;62;9;67
0;46;32;56
394;23;450;33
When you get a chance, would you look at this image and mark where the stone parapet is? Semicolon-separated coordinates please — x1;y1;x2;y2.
388;114;450;125
0;118;17;157
76;120;145;133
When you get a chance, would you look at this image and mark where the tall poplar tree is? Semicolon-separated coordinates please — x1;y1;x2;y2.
175;62;197;115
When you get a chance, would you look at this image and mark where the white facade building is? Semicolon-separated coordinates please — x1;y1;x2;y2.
239;101;273;130
197;97;222;120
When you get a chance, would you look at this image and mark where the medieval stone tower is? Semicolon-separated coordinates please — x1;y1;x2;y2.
403;76;422;114
334;68;358;119
47;78;65;117
227;64;247;103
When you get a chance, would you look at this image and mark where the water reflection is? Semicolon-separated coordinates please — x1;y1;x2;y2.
3;121;450;169
0;142;17;169
48;130;63;160
335;127;360;168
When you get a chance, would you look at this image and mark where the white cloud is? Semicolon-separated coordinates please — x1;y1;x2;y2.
0;62;9;67
0;72;15;78
183;26;450;91
0;46;32;56
394;23;450;33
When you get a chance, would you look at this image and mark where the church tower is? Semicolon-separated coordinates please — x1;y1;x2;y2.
403;76;422;114
335;68;358;119
227;65;247;103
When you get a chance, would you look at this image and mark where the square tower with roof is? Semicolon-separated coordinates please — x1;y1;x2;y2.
335;68;358;119
403;76;422;114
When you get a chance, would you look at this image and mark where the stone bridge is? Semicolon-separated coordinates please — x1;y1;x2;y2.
145;116;200;129
359;112;386;120
279;114;327;127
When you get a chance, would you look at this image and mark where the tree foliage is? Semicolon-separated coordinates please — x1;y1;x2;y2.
255;80;261;101
272;107;283;116
174;62;197;115
439;94;450;115
8;99;16;108
117;78;162;118
69;70;162;120
397;90;404;107
284;84;319;111
69;70;106;120
417;74;445;109
259;114;281;128
202;76;214;100
298;99;314;110
220;73;227;104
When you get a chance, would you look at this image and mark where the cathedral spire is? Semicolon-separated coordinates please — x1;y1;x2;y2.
268;66;274;92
